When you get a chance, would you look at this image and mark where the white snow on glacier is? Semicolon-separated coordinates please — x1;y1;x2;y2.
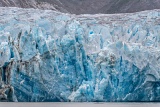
0;7;160;102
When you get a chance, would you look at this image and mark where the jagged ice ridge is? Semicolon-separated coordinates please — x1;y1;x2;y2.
0;7;160;102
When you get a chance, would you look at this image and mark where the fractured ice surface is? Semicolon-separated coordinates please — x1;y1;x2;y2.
0;7;160;102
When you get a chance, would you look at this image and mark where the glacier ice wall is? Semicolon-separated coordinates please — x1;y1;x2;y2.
0;7;160;102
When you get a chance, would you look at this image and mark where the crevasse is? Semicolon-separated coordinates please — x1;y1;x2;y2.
0;7;160;102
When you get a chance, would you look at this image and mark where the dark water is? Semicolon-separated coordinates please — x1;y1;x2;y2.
0;103;160;107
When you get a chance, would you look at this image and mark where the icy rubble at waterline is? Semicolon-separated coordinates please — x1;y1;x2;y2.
0;7;160;102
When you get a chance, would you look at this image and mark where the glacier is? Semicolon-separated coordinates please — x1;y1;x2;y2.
0;7;160;102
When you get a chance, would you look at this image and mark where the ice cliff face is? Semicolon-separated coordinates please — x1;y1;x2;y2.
0;7;160;102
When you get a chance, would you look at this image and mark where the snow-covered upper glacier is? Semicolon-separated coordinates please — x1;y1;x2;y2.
0;7;160;102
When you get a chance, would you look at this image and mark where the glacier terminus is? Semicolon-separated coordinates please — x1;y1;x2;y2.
0;7;160;102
